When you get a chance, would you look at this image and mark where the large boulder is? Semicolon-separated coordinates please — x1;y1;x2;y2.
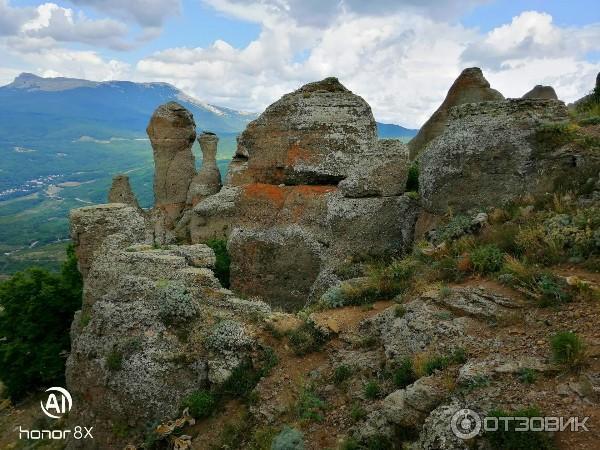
228;77;377;185
522;85;558;100
69;203;146;277
408;67;504;160
147;102;196;220
419;98;576;214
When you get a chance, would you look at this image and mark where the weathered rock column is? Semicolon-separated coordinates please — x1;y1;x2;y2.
147;102;196;222
107;174;140;209
187;132;222;206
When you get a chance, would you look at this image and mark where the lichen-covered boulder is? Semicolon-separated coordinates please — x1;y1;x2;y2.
408;67;504;160
69;203;146;277
66;242;269;449
339;139;409;198
147;102;196;220
522;84;558;100
419;98;576;214
228;77;377;185
107;174;140;209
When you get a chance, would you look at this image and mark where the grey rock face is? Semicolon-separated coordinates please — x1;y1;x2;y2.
228;77;378;185
187;132;222;206
408;67;504;160
339;139;409;198
69;203;147;277
107;174;140;208
419;98;573;214
147;102;196;220
522;84;558;100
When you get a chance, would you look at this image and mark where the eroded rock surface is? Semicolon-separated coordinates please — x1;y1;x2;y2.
187;132;222;206
147;101;196;221
522;84;558;100
228;77;377;186
408;67;504;160
419;98;576;214
107;174;140;208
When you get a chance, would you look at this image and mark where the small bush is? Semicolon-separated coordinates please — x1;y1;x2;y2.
182;389;217;419
106;349;123;371
405;162;419;192
332;365;353;385
393;358;416;389
205;239;231;288
394;304;406;318
363;380;381;400
437;215;473;243
517;368;537;384
470;244;504;274
271;426;304;450
296;386;326;423
550;331;586;370
417;348;467;376
486;407;554;450
350;403;367;422
287;322;327;356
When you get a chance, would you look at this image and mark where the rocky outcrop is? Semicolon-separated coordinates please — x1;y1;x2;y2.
522;84;558;100
147;102;196;221
187;132;222;206
107;174;140;208
66;213;269;448
69;203;146;277
419;98;575;214
228;77;377;185
188;78;418;309
408;68;504;160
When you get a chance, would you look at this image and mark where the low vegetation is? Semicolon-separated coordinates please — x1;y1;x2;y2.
205;238;231;288
550;331;587;370
485;407;554;450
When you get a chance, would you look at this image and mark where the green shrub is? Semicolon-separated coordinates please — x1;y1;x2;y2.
470;244;504;274
405;162;419;192
363;380;381;399
394;304;406;318
0;244;82;400
393;358;416;389
350;403;367;422
437;215;472;243
287;322;327;356
517;368;537;384
182;389;217;419
536;274;572;306
431;256;463;282
205;239;231;288
106;349;124;371
486;407;554;450
550;331;586;370
271;426;304;450
332;365;353;385
222;348;278;399
296;386;326;423
423;348;467;376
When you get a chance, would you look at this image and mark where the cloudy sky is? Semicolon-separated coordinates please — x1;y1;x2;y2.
0;0;599;127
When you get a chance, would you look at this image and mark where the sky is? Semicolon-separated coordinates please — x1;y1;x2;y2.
0;0;599;128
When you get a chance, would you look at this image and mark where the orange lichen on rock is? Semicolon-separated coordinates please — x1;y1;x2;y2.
242;183;286;208
286;144;314;166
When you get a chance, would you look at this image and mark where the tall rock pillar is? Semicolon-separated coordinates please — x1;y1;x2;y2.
147;102;196;222
187;131;222;206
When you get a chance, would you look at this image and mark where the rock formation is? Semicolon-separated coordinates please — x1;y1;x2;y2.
187;132;222;206
107;174;140;208
522;84;558;100
228;77;377;185
147;102;196;221
408;67;504;160
418;98;580;214
189;77;416;309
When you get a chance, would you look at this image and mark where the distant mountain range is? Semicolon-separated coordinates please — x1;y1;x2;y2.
0;73;417;275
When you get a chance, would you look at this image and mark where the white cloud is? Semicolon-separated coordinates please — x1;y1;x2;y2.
68;0;181;27
462;11;600;69
0;0;37;36
23;3;131;50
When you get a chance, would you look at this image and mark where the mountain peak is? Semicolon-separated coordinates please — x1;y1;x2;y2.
8;72;99;91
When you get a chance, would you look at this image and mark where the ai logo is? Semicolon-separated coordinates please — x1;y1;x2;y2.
40;387;72;419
